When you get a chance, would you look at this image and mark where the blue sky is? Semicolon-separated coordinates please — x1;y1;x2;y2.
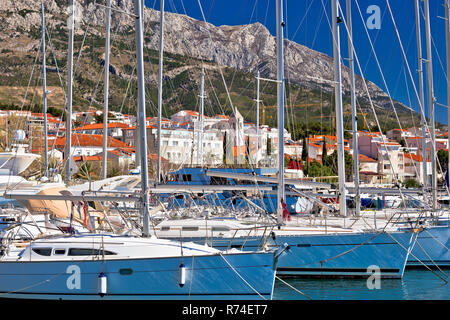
144;0;450;126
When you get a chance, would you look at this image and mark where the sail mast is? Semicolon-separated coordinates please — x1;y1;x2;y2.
42;4;48;178
157;0;165;184
414;0;427;189
345;0;359;215
424;0;437;210
135;0;151;236
331;0;347;217
102;0;112;180
445;0;450;183
64;0;74;184
256;70;261;164
199;66;205;168
276;0;285;225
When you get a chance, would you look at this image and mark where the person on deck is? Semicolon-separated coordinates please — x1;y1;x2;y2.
281;198;291;222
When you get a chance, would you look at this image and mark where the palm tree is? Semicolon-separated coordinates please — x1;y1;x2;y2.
74;161;95;180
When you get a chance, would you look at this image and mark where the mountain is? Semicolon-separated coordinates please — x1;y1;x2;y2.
0;0;422;133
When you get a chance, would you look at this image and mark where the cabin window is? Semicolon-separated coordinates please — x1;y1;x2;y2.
54;249;66;255
160;226;170;231
211;226;230;232
32;248;52;256
182;174;192;182
182;226;199;231
68;248;116;256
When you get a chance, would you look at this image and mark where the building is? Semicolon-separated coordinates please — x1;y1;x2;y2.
53;133;134;159
74;122;130;141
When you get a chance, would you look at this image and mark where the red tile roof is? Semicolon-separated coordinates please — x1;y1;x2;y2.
75;122;130;131
54;134;132;148
357;154;377;162
404;153;431;162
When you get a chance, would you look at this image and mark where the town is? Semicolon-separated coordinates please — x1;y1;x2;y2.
1;108;447;187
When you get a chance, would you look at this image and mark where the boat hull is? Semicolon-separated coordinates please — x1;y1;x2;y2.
163;231;416;279
0;252;275;300
404;225;450;268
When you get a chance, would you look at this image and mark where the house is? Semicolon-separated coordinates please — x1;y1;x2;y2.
53;133;134;159
355;154;378;184
403;152;432;184
74;122;130;141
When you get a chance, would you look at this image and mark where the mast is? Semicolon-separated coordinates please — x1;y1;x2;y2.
42;4;49;178
331;0;347;217
102;0;112;180
156;0;164;184
276;0;285;225
424;0;437;209
256;70;261;165
415;0;428;189
198;66;205;168
135;0;151;236
64;0;75;184
445;0;450;183
345;0;359;216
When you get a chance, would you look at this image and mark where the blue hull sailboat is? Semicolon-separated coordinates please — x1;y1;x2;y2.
0;234;276;300
0;0;277;301
154;218;417;278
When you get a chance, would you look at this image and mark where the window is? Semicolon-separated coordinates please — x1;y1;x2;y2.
68;248;116;256
182;174;192;182
163;140;168;146
172;141;178;146
32;248;52;256
182;226;199;231
211;226;230;232
160;226;170;231
54;249;66;255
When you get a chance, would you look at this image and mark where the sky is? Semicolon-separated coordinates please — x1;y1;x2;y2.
144;0;450;127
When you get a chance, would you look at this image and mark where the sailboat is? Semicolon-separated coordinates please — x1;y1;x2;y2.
151;0;420;279
0;0;277;300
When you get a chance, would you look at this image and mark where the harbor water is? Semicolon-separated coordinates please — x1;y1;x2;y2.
273;269;449;300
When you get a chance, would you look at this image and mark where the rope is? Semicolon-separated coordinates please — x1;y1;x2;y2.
218;252;267;300
424;229;450;251
319;231;383;265
414;239;448;279
384;231;448;284
275;275;312;300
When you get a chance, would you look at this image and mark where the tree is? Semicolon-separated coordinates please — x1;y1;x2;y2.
437;149;448;173
74;162;96;180
404;179;420;189
303;160;335;178
322;137;327;163
323;150;354;179
301;138;308;161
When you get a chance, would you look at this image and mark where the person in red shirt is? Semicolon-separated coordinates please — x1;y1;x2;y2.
281;198;291;222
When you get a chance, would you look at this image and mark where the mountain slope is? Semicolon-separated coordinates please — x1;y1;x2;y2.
0;0;422;132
